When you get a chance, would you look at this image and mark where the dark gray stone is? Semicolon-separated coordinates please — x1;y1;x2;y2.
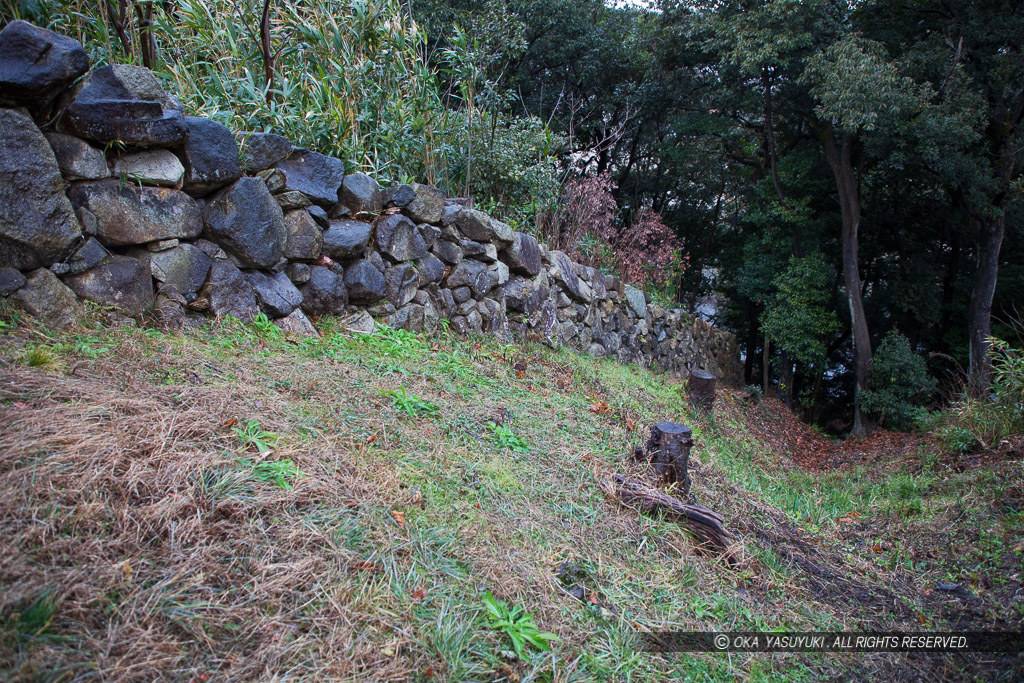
274;150;345;207
244;269;302;317
67;179;200;247
389;303;425;332
0;108;82;269
0;266;26;296
204;259;258;322
111;149;184;187
344;259;387;303
300;265;348;315
445;259;498;298
139;243;211;295
385;263;418;308
419;223;441;249
307;205;329;229
624;284;647;318
65;237;110;276
0;20;89;111
238;132;293;173
416;254;445;286
402;182;445;224
383;183;416;208
452;286;471;304
322;219;373;261
275;190;311;210
501;231;541;276
283;209;322;262
432;239;462;266
180;117;242;195
502;277;537;313
258;168;286;194
340;173;382;214
12;268;83;328
45;132;109;181
455;208;514;246
63;254;154;315
60;64;187;146
202;177;286;269
549;250;585;302
285;262;311;285
376;214;427;262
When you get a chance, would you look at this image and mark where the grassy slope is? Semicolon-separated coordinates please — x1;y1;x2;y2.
0;304;1021;682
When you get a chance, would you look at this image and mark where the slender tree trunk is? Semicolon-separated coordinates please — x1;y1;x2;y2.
762;334;770;396
260;0;275;103
967;213;1005;397
821;126;872;437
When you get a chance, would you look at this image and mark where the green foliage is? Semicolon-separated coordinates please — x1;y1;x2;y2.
383;387;440;419
481;591;558;659
18;345;58;370
761;254;839;367
3;588;59;642
857;331;936;431
250;313;281;341
241;457;302;490
233;420;278;454
486;422;529;452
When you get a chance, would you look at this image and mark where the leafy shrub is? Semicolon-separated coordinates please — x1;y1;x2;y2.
857;331;936;431
481;591;558;659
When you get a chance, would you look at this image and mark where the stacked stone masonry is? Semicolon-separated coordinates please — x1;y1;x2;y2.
0;20;741;385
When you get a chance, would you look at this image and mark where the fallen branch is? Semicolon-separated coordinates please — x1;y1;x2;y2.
600;474;738;557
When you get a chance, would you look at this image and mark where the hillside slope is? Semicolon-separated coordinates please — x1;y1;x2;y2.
0;305;1021;682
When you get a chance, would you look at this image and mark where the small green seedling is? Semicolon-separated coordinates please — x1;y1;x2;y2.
240;458;302;489
486;422;530;453
482;591;558;659
383;387;439;419
233;419;278;453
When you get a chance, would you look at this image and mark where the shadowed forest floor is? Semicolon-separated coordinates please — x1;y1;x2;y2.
0;304;1021;682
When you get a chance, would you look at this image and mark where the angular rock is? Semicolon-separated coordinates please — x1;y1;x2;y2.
416;254;446;286
624;284;647;318
492;260;509;286
179;116;242;195
275;190;311;210
258;167;286;194
238;132;292;173
385;263;419;308
455;208;514;246
501;231;541;276
203;259;258;322
0;266;27;296
274;150;345;207
548;250;585;302
383;183;416;208
300;265;347;315
283;209;323;262
0;20;89;111
60;64;187;146
12;268;83;328
202;177;286;269
285;262;311;285
0;108;82;269
63;254;154;315
273;307;319;337
306;205;329;229
340;173;382;214
45;132;109;181
389;303;425;332
451;286;471;304
502;277;535;313
445;259;498;298
375;214;427;262
344;259;387;304
339;310;375;335
112;149;184;187
402;183;445;224
138;243;211;295
322;219;373;261
64;237;110;276
432;239;462;266
147;238;178;252
67;179;200;247
419;223;441;249
243;269;302;317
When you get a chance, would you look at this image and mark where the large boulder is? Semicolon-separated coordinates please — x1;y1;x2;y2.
401;183;445;224
500;231;541;276
60;64;187;146
623;284;647;318
111;149;184;187
63;254;154;315
445;259;498;298
238;132;293;173
384;263;418;308
0;108;82;269
375;214;427;262
283;209;323;262
243;269;302;318
135;242;211;295
45;132;109;181
339;173;382;215
300;265;348;315
548;250;585;302
416;254;446;286
455;208;514;247
67;179;200;247
322;219;373;261
274;150;345;207
12;268;83;328
204;259;259;322
179;117;242;195
343;259;387;304
0;20;89;112
201;177;286;269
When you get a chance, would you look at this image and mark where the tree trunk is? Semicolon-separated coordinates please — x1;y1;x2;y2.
762;333;770;396
821;126;872;438
634;422;694;495
689;369;717;414
968;213;1005;397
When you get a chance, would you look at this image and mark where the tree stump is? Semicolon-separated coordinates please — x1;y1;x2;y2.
639;422;693;495
689;368;717;413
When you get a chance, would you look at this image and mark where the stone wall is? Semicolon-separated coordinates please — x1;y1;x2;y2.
0;20;741;385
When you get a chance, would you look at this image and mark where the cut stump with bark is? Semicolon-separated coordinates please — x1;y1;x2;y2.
600;475;737;556
689;368;717;413
635;421;693;495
